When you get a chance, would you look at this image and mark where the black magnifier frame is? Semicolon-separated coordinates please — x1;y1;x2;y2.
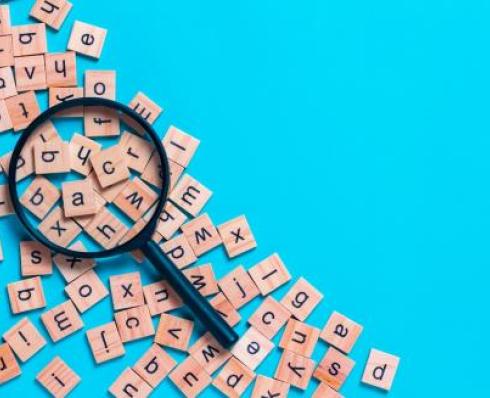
8;97;239;348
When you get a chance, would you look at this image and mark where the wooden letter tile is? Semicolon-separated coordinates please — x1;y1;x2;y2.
160;234;197;269
20;240;53;277
231;327;274;371
0;66;17;99
279;318;320;358
280;277;323;321
162;126;199;167
274;350;315;391
154;313;194;351
110;272;145;311
249;253;291;296
34;140;71;174
84;106;120;137
183;263;219;297
320;311;363;354
209;293;241;328
67;20;106;59
62;179;97;217
212;357;255;398
86;170;128;202
248;296;290;339
38;206;82;247
71;188;106;228
45;51;77;87
143;280;183;317
312;383;344;398
0;343;20;385
0;35;13;68
86;321;125;364
65;269;108;313
133;344;176;388
188;332;231;374
218;265;260;310
20;176;60;219
181;213;222;257
0;98;12;132
84;206;128;249
251;375;289;398
53;241;95;283
49;86;84;117
314;347;355;391
109;367;153;398
0;5;11;35
91;145;129;188
14;55;47;91
155;201;187;240
218;215;257;258
170;174;212;217
41;300;83;342
361;348;400;391
30;0;72;30
129;91;163;125
7;277;46;314
114;305;155;343
37;356;80;397
169;356;211;398
69;133;101;175
12;23;47;56
119;130;153;173
0;183;13;217
84;70;115;99
3;317;46;362
5;91;40;131
113;177;158;221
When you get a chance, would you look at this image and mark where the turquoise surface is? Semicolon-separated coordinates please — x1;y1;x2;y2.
1;0;489;396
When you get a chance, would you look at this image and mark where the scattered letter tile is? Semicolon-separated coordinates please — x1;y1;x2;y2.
65;269;108;313
312;383;344;398
69;133;101;175
155;313;194;351
109;367;153;398
41;300;83;342
219;265;260;310
249;253;291;296
251;375;289;398
14;54;47;91
212;357;255;398
314;347;355;391
279;318;320;358
91;145;129;188
38;206;82;247
274;350;315;391
86;322;125;364
170;174;212;217
114;305;155;343
361;348;400;391
109;272;144;311
67;21;106;59
7;277;46;314
30;0;72;30
188;332;231;374
2;317;46;362
45;51;77;87
183;263;219;297
143;280;183;317
162;126;200;167
218;215;257;258
181;213;222;257
320;311;363;354
209;293;241;328
155;201;187;240
37;356;80;397
20;176;60;220
231;327;274;371
33;140;70;174
53;241;95;283
280;277;323;321
133;344;176;388
20;240;52;277
169;356;211;398
248;296;290;339
12;23;47;56
84;206;128;249
160;234;197;270
113;177;158;222
62;179;97;217
0;343;20;385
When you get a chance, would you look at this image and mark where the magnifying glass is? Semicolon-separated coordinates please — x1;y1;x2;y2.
7;97;238;348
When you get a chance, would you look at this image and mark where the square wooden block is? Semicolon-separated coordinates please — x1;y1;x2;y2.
312;383;344;398
155;313;194;351
84;206;128;249
84;106;120;137
314;347;355;391
91;145;129;188
12;23;47;56
162;125;200;167
169;356;211;398
86;321;125;364
41;300;83;342
0;98;12;132
7;276;46;314
0;343;20;385
5;91;41;131
189;332;231;374
62;179;97;217
109;271;144;311
45;51;77;87
279;318;320;358
34;140;70;174
20;240;53;277
183;263;219;297
129;91;163;125
248;296;290;339
53;241;95;283
280;277;323;322
217;215;257;258
0;183;13;217
361;348;400;391
38;206;82;247
0;65;16;99
115;305;155;343
170;174;212;217
84;70;115;99
251;375;289;398
209;293;241;328
3;317;46;362
0;5;11;35
65;269;108;313
160;234;197;269
218;265;260;310
181;213;222;257
109;367;153;398
69;133;102;175
155;201;187;240
37;356;80;397
30;0;72;30
320;311;363;355
249;253;291;296
49;86;84;117
119;130;153;173
71;188;106;229
68;20;106;59
86;170;128;203
0;35;13;68
26;119;60;146
275;350;315;391
134;344;176;388
20;176;60;220
231;327;274;371
212;357;255;398
113;177;158;221
143;280;183;317
14;54;47;91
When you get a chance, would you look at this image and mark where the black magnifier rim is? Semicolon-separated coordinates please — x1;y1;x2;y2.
8;97;170;259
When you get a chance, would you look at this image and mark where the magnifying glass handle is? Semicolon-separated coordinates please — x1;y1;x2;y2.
142;240;239;348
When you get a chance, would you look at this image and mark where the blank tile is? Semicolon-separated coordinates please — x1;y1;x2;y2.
109;272;144;311
248;253;291;296
188;332;231;374
20;240;52;277
169;356;211;398
217;215;257;258
7;276;46;314
30;0;72;30
37;356;80;397
41;300;83;342
65;269;108;313
45;51;77;87
169;174;212;217
218;266;260;310
361;349;400;391
12;23;47;56
183;263;219;297
14;54;47;91
38;206;82;247
2;317;46;362
67;20;106;59
159;234;197;269
280;277;323;321
251;375;289;398
114;305;155;343
20;176;60;220
209;293;241;328
143;280;183;317
5;91;40;131
133;344;176;388
231;327;274;371
248;296;291;340
154;313;194;351
279;318;320;358
0;343;21;385
162;125;199;167
320;311;363;355
86;322;125;364
314;347;355;391
212;357;255;398
274;350;315;391
109;367;152;398
181;213;222;257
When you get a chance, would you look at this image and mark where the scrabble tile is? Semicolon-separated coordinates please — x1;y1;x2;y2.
183;263;219;297
279;319;320;358
69;133;101;176
45;51;77;87
84;206;129;249
20;240;53;277
0;98;12;131
159;234;197;269
7;277;46;314
312;383;344;398
67;188;101;226
53;241;95;283
38;206;82;247
209;293;241;328
274;350;315;391
162;126;200;167
0;35;13;67
37;356;80;397
0;66;17;99
181;213;222;257
219;266;260;310
313;347;355;391
140;151;162;187
248;296;291;340
114;305;155;343
168;159;185;188
49;86;84;117
320;311;363;355
212;357;255;398
12;24;47;56
189;332;231;374
67;21;107;59
134;344;177;388
129;92;163;125
109;367;153;398
169;356;211;398
155;313;194;351
2;317;46;362
113;177;158;221
0;5;11;35
5;91;41;131
14;55;47;91
0;343;20;385
34;140;71;174
61;179;96;217
109;272;145;311
84;106;120;137
41;300;83;342
84;70;115;98
249;253;291;296
86;170;128;202
86;321;125;364
1;147;35;181
20;176;60;219
280;277;323;321
217;215;257;258
119;130;153;173
65;269;108;313
155;201;187;239
91;145;129;188
361;348;400;391
251;375;289;398
27;119;60;144
231;327;274;371
143;280;183;316
0;183;13;217
30;0;72;30
170;174;212;217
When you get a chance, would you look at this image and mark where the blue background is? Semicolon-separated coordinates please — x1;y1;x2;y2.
1;0;489;396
